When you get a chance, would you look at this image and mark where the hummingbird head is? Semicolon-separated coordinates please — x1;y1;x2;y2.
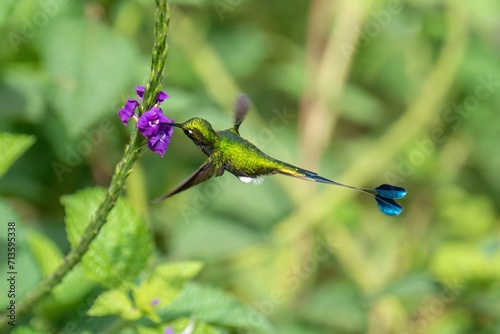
171;117;217;149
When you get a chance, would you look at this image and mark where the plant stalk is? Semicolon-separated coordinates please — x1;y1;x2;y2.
0;0;172;330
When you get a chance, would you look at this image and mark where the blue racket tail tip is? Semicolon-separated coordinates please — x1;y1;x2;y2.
374;184;407;199
374;195;404;216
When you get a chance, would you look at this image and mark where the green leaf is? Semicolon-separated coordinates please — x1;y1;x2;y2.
189;322;219;334
171;215;259;260
0;68;46;123
27;231;63;277
159;282;274;334
27;232;96;307
62;187;153;288
11;325;46;334
0;200;41;309
138;318;220;334
38;18;139;137
300;281;367;333
51;265;96;305
0;0;16;26
134;261;203;319
0;132;35;179
169;318;219;334
136;326;160;334
88;289;141;320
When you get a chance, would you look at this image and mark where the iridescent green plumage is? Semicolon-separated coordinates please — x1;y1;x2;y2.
154;94;407;216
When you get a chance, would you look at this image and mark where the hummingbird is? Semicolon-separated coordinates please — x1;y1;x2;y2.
154;94;406;215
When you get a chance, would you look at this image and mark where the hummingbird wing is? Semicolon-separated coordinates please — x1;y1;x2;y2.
232;93;251;134
152;153;225;203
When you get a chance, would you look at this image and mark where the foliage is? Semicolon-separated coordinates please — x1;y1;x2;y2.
1;0;500;333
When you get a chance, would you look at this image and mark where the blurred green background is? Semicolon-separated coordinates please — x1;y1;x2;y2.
1;0;500;333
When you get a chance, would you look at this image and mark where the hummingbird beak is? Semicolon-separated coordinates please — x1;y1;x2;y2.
169;122;182;128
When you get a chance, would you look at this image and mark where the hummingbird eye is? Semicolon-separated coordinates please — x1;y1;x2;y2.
187;129;193;135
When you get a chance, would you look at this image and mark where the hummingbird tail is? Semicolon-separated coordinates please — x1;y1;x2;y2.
278;163;407;216
277;163;353;188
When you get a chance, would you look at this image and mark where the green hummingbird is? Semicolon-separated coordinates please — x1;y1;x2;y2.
154;94;406;215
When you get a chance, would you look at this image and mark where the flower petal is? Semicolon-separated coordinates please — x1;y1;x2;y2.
118;99;139;125
137;108;161;137
156;91;169;103
137;108;171;135
136;85;145;100
159;122;174;140
147;123;174;157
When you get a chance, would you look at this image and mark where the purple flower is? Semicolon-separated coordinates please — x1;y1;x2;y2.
151;298;160;306
136;85;169;103
156;91;169;103
137;108;171;137
136;85;145;100
147;123;174;157
164;328;174;334
118;99;139;125
137;108;174;157
118;86;174;156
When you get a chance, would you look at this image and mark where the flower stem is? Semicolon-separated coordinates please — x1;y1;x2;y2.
0;0;172;330
142;0;172;114
1;131;143;329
